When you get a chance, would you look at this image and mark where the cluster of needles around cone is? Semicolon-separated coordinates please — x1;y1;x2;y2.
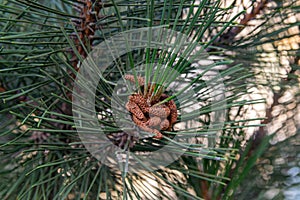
125;75;178;139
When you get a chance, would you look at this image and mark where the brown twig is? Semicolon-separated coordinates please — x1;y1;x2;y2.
70;0;103;76
217;0;268;44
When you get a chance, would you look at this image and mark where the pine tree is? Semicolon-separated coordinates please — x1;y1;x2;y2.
0;0;299;199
